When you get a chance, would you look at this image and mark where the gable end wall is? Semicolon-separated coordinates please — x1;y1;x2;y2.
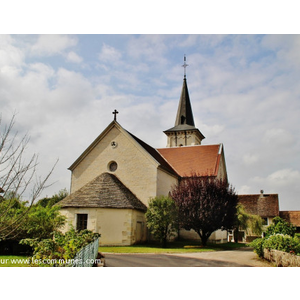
70;126;159;206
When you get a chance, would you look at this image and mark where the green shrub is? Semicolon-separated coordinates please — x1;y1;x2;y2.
263;234;300;255
20;227;99;266
265;216;296;238
250;238;264;257
251;217;300;258
145;196;178;248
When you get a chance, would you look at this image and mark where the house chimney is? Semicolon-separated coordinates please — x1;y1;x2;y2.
260;190;264;195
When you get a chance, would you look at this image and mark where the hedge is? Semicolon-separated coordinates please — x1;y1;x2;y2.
251;234;300;258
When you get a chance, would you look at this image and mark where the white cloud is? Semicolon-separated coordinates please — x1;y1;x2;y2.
31;35;78;56
262;35;300;70
0;35;24;70
98;43;122;62
66;51;82;63
267;169;300;185
243;153;259;165
263;128;295;147
127;35;168;64
237;185;251;194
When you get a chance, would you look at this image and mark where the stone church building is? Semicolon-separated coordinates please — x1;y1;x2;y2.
58;72;228;245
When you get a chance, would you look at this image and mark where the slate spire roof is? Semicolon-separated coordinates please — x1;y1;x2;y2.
57;172;147;212
164;77;205;141
175;78;195;127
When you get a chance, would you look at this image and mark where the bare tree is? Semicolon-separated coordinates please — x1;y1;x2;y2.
0;113;57;240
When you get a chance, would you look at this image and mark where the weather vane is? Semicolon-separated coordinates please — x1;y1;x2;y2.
182;54;188;78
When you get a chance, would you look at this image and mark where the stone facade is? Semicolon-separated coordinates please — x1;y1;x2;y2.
165;129;203;147
60;207;147;245
69;122;175;207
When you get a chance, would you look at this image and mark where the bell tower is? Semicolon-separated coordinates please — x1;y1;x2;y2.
164;55;205;147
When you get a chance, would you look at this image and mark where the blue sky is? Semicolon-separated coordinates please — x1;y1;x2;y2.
1;34;300;211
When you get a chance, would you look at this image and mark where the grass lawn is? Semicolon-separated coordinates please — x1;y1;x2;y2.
99;241;247;254
0;255;31;267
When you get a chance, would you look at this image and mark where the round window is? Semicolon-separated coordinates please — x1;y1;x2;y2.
108;161;118;172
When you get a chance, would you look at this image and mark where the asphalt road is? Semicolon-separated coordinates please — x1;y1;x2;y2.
103;248;272;267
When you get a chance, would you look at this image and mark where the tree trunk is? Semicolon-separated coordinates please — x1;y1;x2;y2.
234;227;239;243
201;235;209;246
196;230;210;246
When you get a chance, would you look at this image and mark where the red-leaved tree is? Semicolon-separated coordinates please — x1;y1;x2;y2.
171;174;238;246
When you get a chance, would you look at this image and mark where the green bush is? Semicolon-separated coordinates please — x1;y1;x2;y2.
250;238;264;257
251;217;300;258
251;234;300;258
263;234;300;255
145;196;178;248
20;227;99;266
265;216;296;238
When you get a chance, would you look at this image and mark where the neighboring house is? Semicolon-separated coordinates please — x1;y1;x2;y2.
279;211;300;233
238;191;300;241
237;190;279;242
58;68;228;245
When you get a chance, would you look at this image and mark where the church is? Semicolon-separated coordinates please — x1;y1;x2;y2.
58;62;228;245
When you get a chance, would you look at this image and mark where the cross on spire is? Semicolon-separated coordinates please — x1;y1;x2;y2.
112;109;119;121
182;54;189;79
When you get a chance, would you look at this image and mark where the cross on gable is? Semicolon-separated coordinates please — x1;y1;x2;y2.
112;109;119;121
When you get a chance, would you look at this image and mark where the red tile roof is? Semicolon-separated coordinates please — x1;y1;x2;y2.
157;144;222;177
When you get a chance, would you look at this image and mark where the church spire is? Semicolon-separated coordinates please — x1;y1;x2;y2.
163;55;205;147
174;74;195;127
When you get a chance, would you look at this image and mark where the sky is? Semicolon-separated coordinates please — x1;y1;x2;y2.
1;34;300;211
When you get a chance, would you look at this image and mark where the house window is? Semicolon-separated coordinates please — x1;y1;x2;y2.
262;218;268;226
76;214;88;231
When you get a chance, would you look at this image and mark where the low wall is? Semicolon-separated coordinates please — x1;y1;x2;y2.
263;249;300;267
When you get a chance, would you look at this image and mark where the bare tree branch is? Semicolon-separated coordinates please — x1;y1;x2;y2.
0;113;58;240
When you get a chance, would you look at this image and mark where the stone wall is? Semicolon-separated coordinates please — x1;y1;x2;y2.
59;207;147;246
263;249;300;267
156;167;178;197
